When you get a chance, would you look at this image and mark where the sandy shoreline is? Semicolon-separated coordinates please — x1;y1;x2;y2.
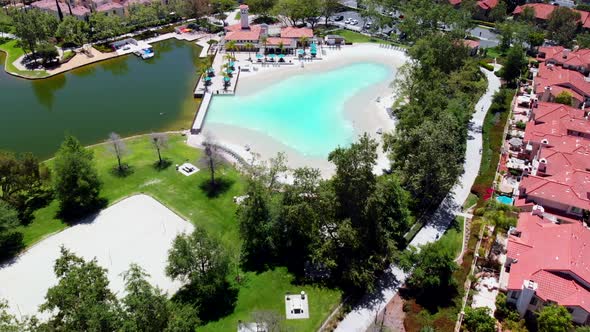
192;43;408;177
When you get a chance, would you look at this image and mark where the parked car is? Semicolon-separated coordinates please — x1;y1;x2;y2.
334;15;344;21
352;19;358;25
344;18;352;24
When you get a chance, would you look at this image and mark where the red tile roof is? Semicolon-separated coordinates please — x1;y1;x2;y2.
525;102;589;140
266;37;293;46
520;170;590;210
463;39;480;49
224;25;261;41
448;0;461;5
280;27;313;39
31;0;90;16
534;63;590;99
97;2;123;11
239;4;248;9
513;4;590;29
477;0;498;10
538;46;590;71
507;213;590;312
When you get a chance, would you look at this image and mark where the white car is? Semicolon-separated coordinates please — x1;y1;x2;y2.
344;18;351;24
352;19;358;25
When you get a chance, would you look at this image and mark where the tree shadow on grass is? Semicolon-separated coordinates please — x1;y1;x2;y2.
171;280;238;323
0;232;24;266
109;164;134;178
152;159;172;171
399;283;458;313
198;177;234;198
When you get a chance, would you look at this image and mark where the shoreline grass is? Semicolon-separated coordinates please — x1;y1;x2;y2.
15;134;341;331
0;39;50;79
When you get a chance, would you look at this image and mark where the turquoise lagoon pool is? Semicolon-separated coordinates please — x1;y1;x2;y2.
206;63;392;156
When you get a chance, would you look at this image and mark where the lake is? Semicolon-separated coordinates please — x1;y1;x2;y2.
0;39;201;159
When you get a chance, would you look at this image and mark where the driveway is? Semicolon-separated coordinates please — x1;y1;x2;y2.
470;26;500;48
334;64;502;331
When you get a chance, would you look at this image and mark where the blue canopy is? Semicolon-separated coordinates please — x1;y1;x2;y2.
278;54;285;58
204;76;211;81
256;54;263;58
207;68;214;72
227;69;234;74
297;49;304;55
229;61;235;67
223;76;230;82
269;54;276;58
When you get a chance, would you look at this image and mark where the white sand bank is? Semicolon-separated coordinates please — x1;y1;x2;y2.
0;194;194;318
198;43;408;177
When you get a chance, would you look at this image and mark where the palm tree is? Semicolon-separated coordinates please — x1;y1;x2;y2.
298;36;309;52
278;41;285;55
197;57;212;92
260;36;268;56
244;42;254;61
225;40;237;56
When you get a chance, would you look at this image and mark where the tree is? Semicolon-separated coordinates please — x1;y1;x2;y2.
489;0;507;22
10;9;58;55
211;0;235;25
107;132;129;173
0;201;23;259
88;12;123;41
121;264;170;332
53;135;102;218
519;6;536;23
248;0;277;18
244;42;254;60
0;299;35;332
197;135;225;188
537;304;573;332
554;90;574;106
149;133;169;167
36;42;58;65
321;0;340;26
166;227;230;288
56;15;89;46
274;0;305;26
39;247;122;331
399;240;457;299
500;45;526;85
164;302;200;332
238;180;275;271
547;7;580;47
463;307;496;332
577;32;590;49
0;150;50;223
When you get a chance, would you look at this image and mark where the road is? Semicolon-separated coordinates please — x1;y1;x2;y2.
470;26;500;48
334;64;501;332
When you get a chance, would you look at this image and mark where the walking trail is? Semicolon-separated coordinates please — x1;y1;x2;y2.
333;65;501;332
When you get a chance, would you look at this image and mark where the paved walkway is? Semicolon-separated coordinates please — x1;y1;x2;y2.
334;65;501;332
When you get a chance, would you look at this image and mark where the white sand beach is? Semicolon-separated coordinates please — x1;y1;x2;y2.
0;195;194;318
191;43;408;177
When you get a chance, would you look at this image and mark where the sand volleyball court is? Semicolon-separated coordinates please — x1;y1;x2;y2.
0;194;194;318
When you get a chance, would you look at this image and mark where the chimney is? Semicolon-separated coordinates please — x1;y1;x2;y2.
532;204;545;216
516;280;538;317
538;158;547;173
542;86;552;102
240;4;249;29
563;48;570;59
260;23;268;37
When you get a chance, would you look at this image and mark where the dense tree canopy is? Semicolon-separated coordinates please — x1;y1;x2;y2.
537;304;573;332
547;7;580;47
463;307;496;332
10;9;57;55
53;135;102;219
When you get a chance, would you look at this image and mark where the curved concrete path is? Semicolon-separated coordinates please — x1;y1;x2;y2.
333;65;501;332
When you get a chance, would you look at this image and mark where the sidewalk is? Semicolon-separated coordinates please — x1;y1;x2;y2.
334;65;502;332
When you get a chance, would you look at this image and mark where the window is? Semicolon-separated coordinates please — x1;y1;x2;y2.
530;296;538;305
567;307;574;314
571;206;584;215
510;291;519;299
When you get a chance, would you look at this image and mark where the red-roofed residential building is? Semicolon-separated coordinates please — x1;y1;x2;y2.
31;0;90;19
534;63;590;107
538;46;590;75
505;212;590;324
513;3;590;30
447;0;499;20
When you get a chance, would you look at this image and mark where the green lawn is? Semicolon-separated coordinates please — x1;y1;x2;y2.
463;193;479;211
438;216;464;259
328;29;399;45
16;134;341;331
0;39;50;78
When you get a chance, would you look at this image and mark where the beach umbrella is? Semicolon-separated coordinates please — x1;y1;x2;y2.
297;49;304;55
224;76;230;82
278;54;285;58
256;54;263;59
227;69;234;74
204;76;211;81
229;61;235;67
269;54;276;58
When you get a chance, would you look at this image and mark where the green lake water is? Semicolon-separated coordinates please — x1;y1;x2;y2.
0;39;201;159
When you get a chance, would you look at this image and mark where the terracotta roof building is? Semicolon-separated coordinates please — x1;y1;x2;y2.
534;63;590;107
513;3;590;29
538;46;590;75
505;212;590;324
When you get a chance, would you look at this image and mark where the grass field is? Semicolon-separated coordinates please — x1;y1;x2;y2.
16;134;341;331
327;29;399;45
0;39;50;78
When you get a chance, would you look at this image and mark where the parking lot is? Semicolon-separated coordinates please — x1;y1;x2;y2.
330;10;400;36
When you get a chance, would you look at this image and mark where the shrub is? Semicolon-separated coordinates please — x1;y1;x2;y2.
94;43;114;53
515;120;526;130
479;60;494;71
61;50;76;63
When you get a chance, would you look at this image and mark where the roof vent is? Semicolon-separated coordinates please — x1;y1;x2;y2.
540;158;547;164
542;138;549;145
